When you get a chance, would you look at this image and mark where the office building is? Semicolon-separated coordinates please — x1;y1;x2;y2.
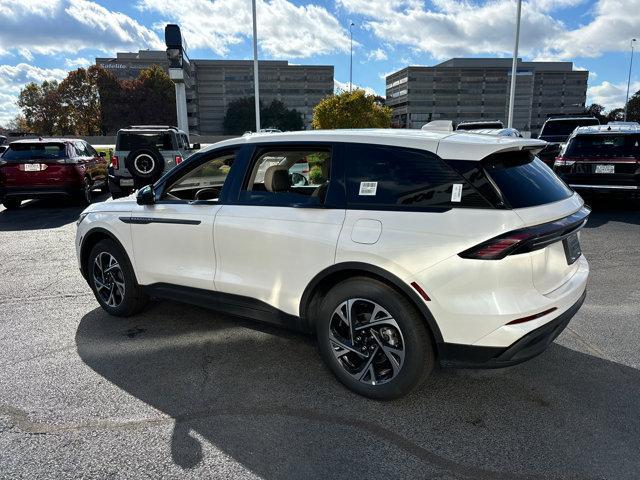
385;58;589;133
96;51;334;134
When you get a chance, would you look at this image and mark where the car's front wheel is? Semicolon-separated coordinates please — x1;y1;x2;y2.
87;239;148;316
316;277;434;399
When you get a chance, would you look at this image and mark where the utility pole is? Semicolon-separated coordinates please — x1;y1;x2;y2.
507;0;522;129
252;0;261;131
349;22;355;92
624;38;636;122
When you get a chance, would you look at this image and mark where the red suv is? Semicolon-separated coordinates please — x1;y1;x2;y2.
0;138;108;209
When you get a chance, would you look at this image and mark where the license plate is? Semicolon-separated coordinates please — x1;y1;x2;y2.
24;163;42;172
595;164;614;174
120;178;134;186
563;232;582;265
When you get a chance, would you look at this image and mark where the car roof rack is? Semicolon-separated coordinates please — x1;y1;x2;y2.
126;125;180;131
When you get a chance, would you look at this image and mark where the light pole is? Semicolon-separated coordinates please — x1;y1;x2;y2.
507;0;522;129
349;22;355;92
252;0;261;131
624;38;636;122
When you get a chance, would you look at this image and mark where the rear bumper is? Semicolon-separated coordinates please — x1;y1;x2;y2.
557;173;640;192
0;184;81;200
439;289;586;368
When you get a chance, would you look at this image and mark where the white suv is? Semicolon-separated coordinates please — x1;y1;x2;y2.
75;129;589;399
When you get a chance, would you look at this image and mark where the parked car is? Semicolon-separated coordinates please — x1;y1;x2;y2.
456;120;504;130
0;145;8;156
76;129;589;399
0;138;108;209
537;116;600;165
108;125;198;199
554;124;640;193
0;135;7;146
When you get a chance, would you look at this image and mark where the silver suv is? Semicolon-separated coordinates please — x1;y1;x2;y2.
108;125;199;198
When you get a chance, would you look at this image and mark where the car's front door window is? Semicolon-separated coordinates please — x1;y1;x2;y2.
163;152;236;202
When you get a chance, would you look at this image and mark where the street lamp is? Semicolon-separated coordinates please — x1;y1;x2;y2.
349;22;355;92
507;0;522;129
624;38;636;122
165;24;190;139
252;0;261;131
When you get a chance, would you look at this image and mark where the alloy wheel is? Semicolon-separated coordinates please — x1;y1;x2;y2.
92;252;126;308
329;298;405;386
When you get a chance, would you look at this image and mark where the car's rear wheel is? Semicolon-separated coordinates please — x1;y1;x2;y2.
2;199;21;210
87;239;148;316
316;277;434;399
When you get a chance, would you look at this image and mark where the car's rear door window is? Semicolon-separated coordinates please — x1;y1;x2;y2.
344;144;491;209
483;151;573;208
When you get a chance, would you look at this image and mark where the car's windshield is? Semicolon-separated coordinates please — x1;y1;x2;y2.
2;143;66;161
540;119;599;139
117;132;173;151
565;134;640;158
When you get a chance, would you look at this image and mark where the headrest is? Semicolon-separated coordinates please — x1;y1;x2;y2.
264;165;291;192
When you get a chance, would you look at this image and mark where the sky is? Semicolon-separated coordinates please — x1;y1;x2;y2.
1;0;639;125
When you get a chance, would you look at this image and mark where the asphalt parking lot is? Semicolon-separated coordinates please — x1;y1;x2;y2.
0;196;638;480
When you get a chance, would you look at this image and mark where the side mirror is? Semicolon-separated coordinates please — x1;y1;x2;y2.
192;143;201;150
99;151;106;157
136;185;155;205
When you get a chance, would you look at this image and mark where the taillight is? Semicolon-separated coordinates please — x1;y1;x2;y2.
111;155;119;170
175;155;182;164
459;232;532;260
554;156;575;167
458;206;590;261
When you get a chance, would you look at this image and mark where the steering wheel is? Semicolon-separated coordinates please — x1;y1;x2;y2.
194;187;220;200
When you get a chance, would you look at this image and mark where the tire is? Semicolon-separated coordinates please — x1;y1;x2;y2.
125;147;165;187
77;177;93;206
2;199;21;210
316;277;434;400
87;239;149;317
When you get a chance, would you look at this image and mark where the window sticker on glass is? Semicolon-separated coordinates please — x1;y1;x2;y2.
451;183;463;202
359;181;378;196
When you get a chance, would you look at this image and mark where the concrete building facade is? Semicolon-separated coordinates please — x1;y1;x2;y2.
385;58;589;133
96;51;333;134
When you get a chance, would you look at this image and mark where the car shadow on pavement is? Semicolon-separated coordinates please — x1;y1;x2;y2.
0;194;109;232
76;301;640;480
583;195;640;229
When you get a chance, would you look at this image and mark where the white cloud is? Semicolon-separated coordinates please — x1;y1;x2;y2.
367;48;388;61
542;0;640;59
334;79;378;96
137;0;350;58
336;0;639;61
588;80;640;110
0;63;68;125
0;0;162;58
64;57;93;69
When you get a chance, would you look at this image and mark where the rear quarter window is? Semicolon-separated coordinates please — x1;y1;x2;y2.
484;151;573;208
344;144;492;209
